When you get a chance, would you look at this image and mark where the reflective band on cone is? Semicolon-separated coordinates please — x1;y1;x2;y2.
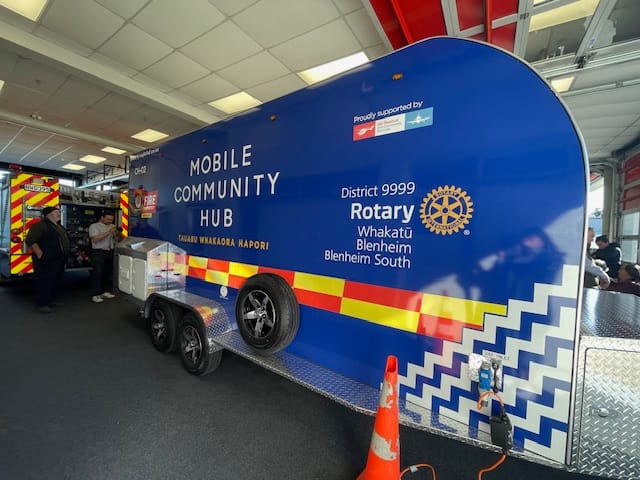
357;355;400;480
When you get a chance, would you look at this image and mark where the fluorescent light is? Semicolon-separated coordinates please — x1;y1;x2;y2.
131;128;169;143
208;92;262;114
530;0;599;32
551;76;575;93
62;163;86;171
101;146;127;155
0;0;48;21
298;52;369;85
79;154;107;164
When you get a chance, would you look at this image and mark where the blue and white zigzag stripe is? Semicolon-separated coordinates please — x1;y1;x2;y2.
399;264;580;463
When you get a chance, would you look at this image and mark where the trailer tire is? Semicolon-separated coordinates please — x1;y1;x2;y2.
235;273;299;354
178;313;222;376
148;300;179;353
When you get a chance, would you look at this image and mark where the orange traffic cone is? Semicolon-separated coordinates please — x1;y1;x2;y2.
357;355;400;480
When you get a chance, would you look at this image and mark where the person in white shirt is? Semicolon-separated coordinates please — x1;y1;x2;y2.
89;211;117;303
584;255;610;289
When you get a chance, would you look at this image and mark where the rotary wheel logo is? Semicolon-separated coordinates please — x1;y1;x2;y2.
420;185;473;235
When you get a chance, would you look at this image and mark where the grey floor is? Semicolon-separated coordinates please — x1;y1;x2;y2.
1;272;607;480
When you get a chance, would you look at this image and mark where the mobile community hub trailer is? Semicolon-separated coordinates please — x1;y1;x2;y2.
116;37;639;478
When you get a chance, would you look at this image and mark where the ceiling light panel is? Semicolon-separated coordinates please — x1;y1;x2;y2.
101;147;127;155
551;76;576;93
62;163;86;171
79;154;107;164
0;0;48;21
298;52;369;85
209;92;262;114
131;129;169;143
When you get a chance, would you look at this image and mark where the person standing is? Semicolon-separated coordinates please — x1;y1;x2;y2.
89;211;117;303
25;206;70;313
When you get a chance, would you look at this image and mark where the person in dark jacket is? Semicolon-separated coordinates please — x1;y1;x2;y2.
592;234;622;279
25;206;71;313
606;263;640;297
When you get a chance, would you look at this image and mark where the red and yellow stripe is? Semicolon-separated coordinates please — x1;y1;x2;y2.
9;174;60;275
171;253;506;342
119;192;129;237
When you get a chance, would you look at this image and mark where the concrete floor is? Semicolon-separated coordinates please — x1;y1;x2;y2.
0;272;606;480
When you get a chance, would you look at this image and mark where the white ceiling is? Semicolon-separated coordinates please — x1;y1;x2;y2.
0;0;639;181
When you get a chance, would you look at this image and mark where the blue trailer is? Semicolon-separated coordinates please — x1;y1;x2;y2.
115;37;639;478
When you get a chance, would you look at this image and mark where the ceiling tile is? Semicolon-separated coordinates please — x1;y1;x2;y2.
345;8;383;48
132;0;225;48
154;115;205;136
142;52;209;89
572;59;640;91
179;73;237;103
107;118;153;138
98;24;173;71
568;101;640;118
55;77;110;108
208;0;258;16
131;73;173;94
4;128;52;157
39;147;76;167
333;0;363;15
34;26;94;57
90;51;138;77
564;84;640;109
217;51;289;90
366;43;391;61
0;124;23;148
0;47;17;68
72;108;119;130
4;55;68;96
576;115;638;130
181;21;263;71
246;73;305;103
169;90;205;108
40;0;125;50
95;0;149;19
125;105;173;127
582;127;625;138
36;101;85;122
234;0;340;48
89;92;144;118
270;19;361;71
0;83;49;113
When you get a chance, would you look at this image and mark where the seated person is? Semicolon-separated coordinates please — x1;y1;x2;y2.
606;263;640;297
592;235;622;279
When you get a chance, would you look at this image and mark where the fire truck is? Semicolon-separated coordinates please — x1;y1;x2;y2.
0;171;122;280
114;37;639;478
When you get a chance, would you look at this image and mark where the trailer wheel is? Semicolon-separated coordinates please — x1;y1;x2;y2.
235;273;299;354
178;313;222;376
149;300;179;353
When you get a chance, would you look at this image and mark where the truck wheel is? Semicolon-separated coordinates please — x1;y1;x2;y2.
235;273;299;354
149;300;179;353
178;313;222;376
